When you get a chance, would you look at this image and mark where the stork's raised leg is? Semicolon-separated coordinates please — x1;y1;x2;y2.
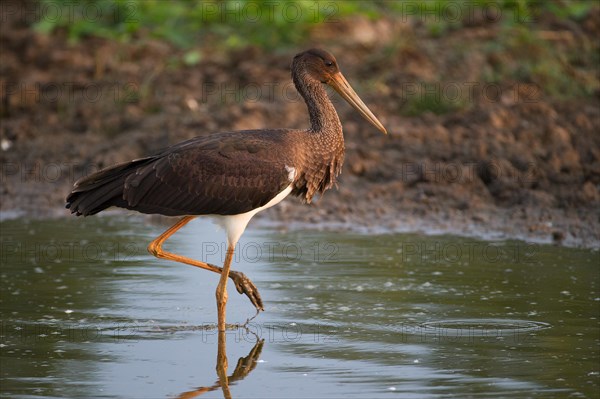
147;216;264;312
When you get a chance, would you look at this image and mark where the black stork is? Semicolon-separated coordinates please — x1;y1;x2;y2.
66;48;387;331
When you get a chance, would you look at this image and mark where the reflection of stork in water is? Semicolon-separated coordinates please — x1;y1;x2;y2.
176;331;264;399
66;49;387;331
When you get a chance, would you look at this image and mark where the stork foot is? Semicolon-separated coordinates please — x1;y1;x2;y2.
229;271;264;312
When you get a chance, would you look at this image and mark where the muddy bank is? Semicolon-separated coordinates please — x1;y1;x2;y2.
1;5;599;247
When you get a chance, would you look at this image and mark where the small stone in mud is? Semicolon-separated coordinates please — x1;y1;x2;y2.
552;230;565;244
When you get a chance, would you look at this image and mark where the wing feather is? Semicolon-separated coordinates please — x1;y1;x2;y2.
67;130;295;217
123;133;293;216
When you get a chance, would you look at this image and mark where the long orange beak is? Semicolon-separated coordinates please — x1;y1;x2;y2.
328;72;387;134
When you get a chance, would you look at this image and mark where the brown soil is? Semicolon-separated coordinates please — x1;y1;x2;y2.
1;4;599;247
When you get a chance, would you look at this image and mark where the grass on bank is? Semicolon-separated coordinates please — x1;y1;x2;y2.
31;0;599;113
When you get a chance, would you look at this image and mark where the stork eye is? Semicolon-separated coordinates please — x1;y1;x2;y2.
324;60;334;67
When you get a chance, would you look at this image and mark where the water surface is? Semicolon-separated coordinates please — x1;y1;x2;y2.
1;215;598;398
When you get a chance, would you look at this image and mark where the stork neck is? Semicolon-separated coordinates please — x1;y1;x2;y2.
294;72;343;137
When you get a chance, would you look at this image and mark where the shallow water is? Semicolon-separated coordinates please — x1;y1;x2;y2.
1;215;598;398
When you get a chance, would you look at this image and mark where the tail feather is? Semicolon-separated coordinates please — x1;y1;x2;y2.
66;157;153;216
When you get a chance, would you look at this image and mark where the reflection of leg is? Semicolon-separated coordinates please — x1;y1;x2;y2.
216;330;231;399
147;217;264;312
174;331;264;399
230;338;264;380
216;245;234;332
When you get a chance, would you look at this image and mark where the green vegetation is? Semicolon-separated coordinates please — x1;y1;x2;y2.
484;24;599;99
35;0;594;48
402;91;466;116
32;0;598;110
33;0;392;48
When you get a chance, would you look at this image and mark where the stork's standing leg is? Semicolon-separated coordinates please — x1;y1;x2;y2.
147;216;264;311
216;244;235;331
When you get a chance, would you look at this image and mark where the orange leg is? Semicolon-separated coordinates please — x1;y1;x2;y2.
147;216;264;313
216;330;231;398
216;245;235;331
148;216;220;272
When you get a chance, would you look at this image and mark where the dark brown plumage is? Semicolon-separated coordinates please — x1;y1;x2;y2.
65;48;387;330
67;132;292;216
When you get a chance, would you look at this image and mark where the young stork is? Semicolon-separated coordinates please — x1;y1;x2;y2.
66;48;387;331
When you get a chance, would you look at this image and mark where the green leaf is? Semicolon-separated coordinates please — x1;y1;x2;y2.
183;50;202;66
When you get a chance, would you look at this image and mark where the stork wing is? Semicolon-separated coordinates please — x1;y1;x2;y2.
67;131;294;217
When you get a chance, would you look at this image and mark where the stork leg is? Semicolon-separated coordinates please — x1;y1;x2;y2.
147;216;264;311
216;244;235;331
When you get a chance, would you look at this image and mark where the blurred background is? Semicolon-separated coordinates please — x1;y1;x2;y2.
1;0;599;246
1;2;599;398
